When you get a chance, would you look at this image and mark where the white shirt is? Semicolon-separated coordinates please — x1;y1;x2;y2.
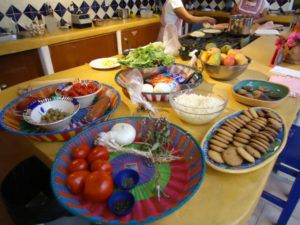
161;0;183;26
236;0;270;14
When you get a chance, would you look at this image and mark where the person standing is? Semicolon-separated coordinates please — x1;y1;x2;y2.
231;0;270;24
157;0;216;41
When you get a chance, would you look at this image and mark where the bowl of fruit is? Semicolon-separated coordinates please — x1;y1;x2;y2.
200;43;252;81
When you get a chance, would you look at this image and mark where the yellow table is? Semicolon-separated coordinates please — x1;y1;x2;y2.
0;35;299;225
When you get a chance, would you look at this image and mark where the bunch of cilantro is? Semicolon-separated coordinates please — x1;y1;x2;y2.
118;44;174;68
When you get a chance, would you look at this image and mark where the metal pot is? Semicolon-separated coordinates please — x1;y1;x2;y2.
228;15;253;36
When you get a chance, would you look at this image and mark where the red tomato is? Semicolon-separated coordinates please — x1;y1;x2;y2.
72;144;92;159
68;158;88;173
83;171;114;202
87;146;110;164
90;159;113;174
66;170;90;194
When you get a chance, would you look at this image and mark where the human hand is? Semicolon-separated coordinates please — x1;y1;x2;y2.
200;16;216;25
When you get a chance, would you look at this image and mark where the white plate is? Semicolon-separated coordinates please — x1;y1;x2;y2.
89;57;120;69
189;30;205;38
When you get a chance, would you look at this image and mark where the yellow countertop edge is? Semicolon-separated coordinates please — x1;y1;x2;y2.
191;10;294;23
0;17;160;56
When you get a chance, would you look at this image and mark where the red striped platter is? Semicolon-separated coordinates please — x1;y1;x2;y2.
0;83;120;142
51;117;206;224
115;63;202;102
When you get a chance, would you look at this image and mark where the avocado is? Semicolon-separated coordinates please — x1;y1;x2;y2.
221;45;232;54
205;43;217;50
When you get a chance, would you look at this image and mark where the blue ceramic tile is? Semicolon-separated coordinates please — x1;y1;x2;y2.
80;1;90;14
55;3;67;17
17;24;26;32
142;0;148;7
149;0;155;6
136;0;142;8
215;6;221;10
112;12;118;17
60;18;67;26
111;0;118;11
6;5;22;22
103;14;109;19
120;0;126;8
268;0;276;4
68;2;79;14
128;0;134;9
24;4;38;20
0;27;7;33
101;1;107;11
277;0;289;6
94;14;100;19
40;3;50;16
215;0;222;4
0;12;4;22
91;0;100;13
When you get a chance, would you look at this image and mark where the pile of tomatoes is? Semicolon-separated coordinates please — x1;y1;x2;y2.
66;143;114;202
61;83;98;97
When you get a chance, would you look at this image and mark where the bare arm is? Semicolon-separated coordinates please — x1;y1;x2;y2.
174;7;216;25
253;8;268;24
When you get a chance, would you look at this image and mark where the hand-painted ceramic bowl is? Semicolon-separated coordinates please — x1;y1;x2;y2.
201;107;288;174
51;117;206;224
232;79;290;108
115;63;202;102
0;83;120;141
56;80;102;109
23;96;80;132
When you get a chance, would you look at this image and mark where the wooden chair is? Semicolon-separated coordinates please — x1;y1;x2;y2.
262;124;300;225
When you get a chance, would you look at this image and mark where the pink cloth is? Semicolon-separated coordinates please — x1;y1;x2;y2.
238;0;264;19
257;21;283;30
157;3;183;41
269;75;300;98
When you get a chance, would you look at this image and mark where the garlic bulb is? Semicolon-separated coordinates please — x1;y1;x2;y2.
111;123;136;146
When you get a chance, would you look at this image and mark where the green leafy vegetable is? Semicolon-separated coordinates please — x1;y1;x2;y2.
118;44;174;68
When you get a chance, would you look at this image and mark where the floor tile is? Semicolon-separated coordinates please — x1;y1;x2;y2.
292;201;300;220
286;216;300;225
256;202;281;225
264;172;292;201
252;198;265;217
246;215;258;225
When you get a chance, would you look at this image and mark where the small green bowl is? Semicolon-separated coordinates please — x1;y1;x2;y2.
232;79;290;108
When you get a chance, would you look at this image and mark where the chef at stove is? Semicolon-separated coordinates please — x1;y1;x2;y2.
157;0;216;41
231;0;270;24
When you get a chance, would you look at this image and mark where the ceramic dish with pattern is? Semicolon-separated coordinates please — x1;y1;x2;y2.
115;63;203;102
51;117;206;224
0;83;121;141
201;107;288;174
232;79;290;108
23;96;80;132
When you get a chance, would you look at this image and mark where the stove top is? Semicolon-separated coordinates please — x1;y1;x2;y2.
179;32;258;51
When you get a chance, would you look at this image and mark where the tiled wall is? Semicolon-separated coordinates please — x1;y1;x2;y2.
0;0;292;33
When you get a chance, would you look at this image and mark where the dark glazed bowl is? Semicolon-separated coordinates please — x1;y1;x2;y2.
114;169;140;190
108;191;135;216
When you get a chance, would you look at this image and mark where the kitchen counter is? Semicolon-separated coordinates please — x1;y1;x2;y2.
0;17;160;56
191;10;294;24
0;34;299;224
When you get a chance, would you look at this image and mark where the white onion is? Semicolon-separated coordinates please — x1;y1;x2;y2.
111;123;136;146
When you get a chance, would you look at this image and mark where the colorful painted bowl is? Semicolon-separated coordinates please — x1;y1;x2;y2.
201;107;288;174
51;117;206;224
0;83;120;141
56;80;102;109
23;96;80;132
115;63;202;102
232;79;290;108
